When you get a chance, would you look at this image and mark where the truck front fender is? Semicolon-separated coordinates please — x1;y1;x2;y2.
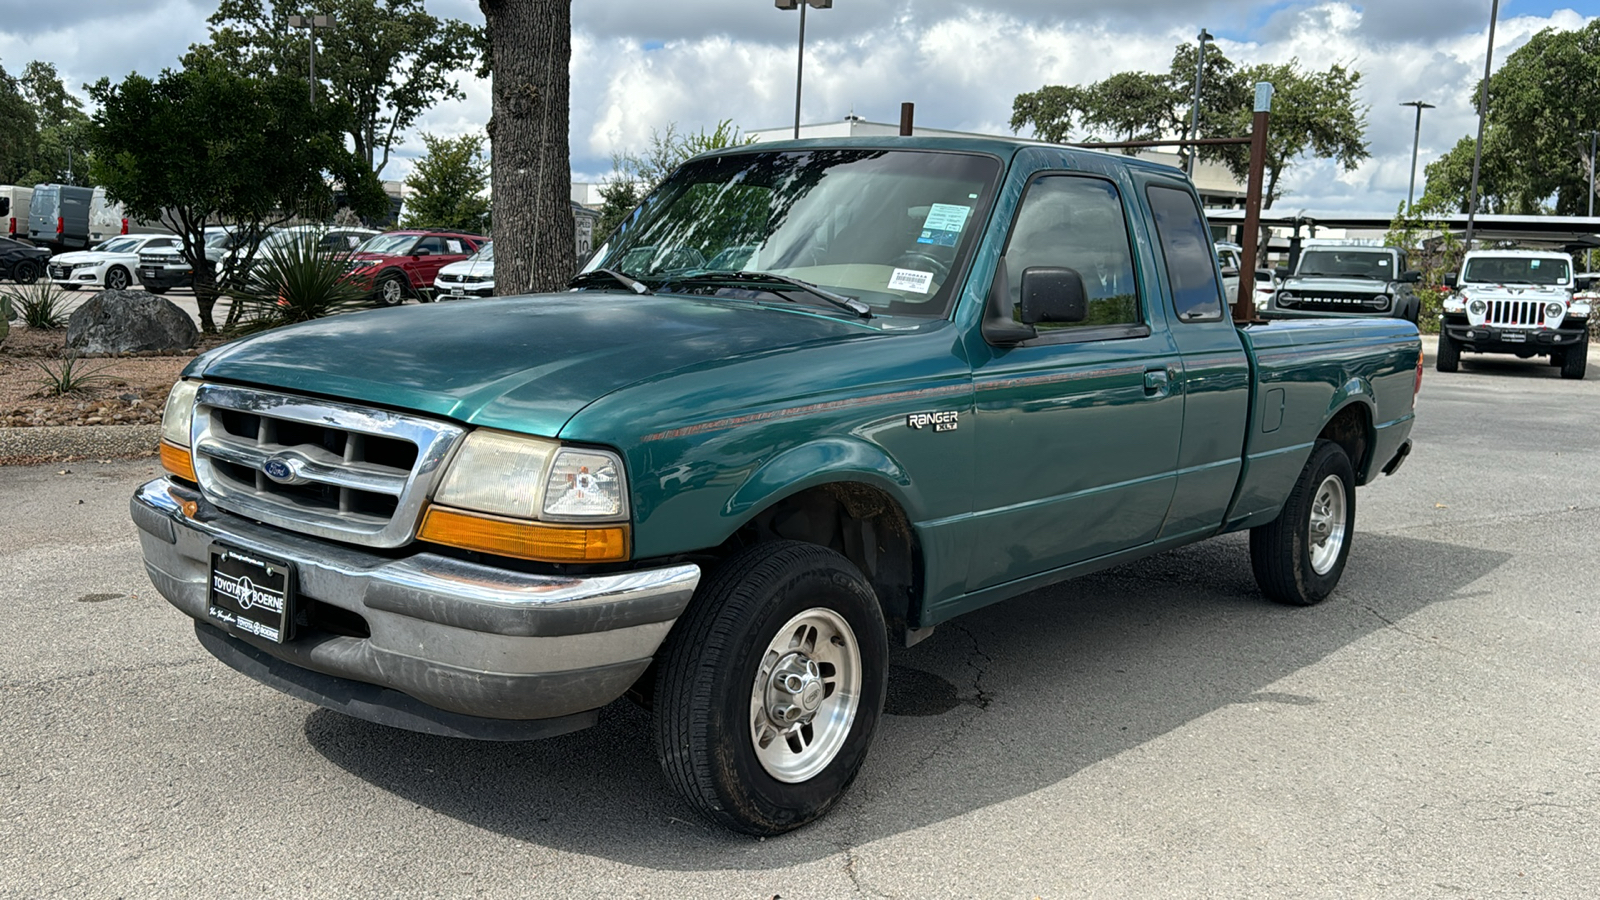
722;436;918;523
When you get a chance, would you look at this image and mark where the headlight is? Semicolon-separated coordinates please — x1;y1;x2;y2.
1443;295;1466;313
1469;299;1487;316
159;380;202;482
1546;302;1564;319
161;380;200;447
422;430;630;563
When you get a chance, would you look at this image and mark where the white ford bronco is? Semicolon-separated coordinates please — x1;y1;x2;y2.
1437;249;1591;380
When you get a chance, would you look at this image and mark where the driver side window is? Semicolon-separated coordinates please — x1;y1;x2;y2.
1003;175;1141;331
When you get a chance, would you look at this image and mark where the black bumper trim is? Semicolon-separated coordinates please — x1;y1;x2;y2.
193;621;601;741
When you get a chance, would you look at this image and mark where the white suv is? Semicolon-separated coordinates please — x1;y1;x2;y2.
1438;249;1590;380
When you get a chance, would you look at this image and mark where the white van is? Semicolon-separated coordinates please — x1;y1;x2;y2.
1;185;32;240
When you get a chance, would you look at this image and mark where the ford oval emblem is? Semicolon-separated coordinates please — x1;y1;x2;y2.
262;457;295;483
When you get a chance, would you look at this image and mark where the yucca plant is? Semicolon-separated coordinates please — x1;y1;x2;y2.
34;354;114;396
229;236;370;334
2;280;70;329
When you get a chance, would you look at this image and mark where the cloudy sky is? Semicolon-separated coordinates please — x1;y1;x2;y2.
3;0;1598;211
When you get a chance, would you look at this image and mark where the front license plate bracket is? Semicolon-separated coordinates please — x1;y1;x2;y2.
208;544;296;643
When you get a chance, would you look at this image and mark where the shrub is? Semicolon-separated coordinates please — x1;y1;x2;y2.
228;236;371;334
34;354;114;396
2;280;70;329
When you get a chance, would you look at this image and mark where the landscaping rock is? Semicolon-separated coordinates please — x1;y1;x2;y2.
66;290;198;355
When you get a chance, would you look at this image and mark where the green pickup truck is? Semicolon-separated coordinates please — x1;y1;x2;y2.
134;137;1420;835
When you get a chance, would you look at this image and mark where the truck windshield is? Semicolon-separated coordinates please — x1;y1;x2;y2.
1296;249;1395;279
582;148;1002;318
1462;257;1570;285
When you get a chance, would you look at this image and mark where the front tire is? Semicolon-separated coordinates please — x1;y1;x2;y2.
1250;440;1355;606
1435;329;1460;373
375;272;408;306
104;266;131;291
652;540;888;835
1560;332;1587;380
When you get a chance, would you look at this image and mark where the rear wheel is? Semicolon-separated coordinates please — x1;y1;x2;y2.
1560;332;1588;380
1250;440;1355;606
652;540;888;835
1435;329;1460;373
10;260;40;284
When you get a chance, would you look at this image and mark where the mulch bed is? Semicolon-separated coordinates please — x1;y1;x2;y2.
1;325;227;428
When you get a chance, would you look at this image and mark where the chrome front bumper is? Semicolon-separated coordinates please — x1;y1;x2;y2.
132;478;700;739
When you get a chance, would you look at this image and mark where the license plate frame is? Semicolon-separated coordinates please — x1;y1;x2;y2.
1502;331;1526;343
208;544;296;643
449;287;464;297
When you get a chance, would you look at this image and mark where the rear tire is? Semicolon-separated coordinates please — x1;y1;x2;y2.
1250;440;1355;606
1560;333;1587;380
10;260;40;284
1435;329;1460;373
652;540;888;835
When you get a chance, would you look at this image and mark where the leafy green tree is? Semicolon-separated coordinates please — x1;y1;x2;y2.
16;61;93;186
595;119;756;242
1011;43;1249;170
0;61;37;184
1421;21;1600;216
1011;49;1368;214
89;59;379;332
401;132;490;232
191;0;481;179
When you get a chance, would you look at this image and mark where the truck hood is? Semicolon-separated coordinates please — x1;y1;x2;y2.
194;292;877;436
1281;276;1391;292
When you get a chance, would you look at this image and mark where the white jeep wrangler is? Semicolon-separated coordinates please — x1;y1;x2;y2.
1437;250;1591;380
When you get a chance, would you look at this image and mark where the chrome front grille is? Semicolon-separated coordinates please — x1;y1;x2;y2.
1484;299;1545;327
190;384;464;548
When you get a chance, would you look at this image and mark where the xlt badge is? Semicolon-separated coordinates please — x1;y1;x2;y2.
907;410;958;432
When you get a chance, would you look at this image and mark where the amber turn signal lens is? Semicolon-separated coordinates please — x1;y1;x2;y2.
160;440;197;483
417;505;630;563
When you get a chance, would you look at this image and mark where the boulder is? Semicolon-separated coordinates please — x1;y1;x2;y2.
66;290;198;354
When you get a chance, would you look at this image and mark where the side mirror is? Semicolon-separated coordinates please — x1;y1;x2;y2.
1274;266;1290;280
1443;272;1458;289
981;257;1036;346
1019;267;1088;325
413;248;433;257
1219;266;1240;278
1400;269;1422;284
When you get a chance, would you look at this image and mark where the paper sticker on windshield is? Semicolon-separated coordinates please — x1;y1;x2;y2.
447;239;463;253
917;203;971;247
889;268;934;294
1531;259;1541;268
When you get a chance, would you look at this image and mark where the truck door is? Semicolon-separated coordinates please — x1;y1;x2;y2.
1140;179;1251;540
966;172;1183;591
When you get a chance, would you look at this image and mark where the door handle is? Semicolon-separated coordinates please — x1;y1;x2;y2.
1143;367;1171;397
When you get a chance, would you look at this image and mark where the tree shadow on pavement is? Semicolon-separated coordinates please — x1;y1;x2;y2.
303;530;1508;866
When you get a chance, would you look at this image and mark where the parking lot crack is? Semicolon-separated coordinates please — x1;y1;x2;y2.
1360;604;1468;657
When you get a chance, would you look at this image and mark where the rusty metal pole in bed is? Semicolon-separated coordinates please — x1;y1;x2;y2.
1234;82;1273;324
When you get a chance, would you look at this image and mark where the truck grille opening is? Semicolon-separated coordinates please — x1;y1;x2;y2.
190;384;464;548
1484;300;1545;327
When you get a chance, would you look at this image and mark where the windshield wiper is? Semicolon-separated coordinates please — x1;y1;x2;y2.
569;268;654;295
665;270;872;318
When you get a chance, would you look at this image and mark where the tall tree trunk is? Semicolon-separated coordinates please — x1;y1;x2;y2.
481;0;575;295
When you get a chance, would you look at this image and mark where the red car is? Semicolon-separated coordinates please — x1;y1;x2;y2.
346;230;486;305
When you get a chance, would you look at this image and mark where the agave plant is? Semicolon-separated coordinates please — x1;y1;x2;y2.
34;354;114;396
1;280;70;329
229;235;371;334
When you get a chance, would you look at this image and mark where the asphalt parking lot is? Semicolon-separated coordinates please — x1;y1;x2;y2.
2;350;1598;898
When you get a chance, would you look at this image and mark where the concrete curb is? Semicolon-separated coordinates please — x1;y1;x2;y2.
0;424;161;463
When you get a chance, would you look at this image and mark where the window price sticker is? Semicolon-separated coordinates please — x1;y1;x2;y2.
917;203;971;247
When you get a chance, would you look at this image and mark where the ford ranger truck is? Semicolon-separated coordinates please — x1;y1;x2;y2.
1437;249;1590;380
133;137;1421;835
1264;244;1423;323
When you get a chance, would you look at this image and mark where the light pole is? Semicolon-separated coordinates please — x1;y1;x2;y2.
775;0;832;139
1187;28;1213;175
1400;101;1434;210
1463;0;1500;248
287;13;336;106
